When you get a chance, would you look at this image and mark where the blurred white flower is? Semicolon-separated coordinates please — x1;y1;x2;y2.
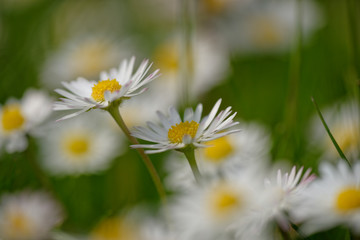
0;191;63;240
0;89;52;153
131;99;240;154
169;171;265;240
219;0;322;53
165;121;271;191
53;57;160;120
41;36;133;90
152;33;230;103
309;99;359;161
238;166;315;237
292;161;360;235
38;112;124;176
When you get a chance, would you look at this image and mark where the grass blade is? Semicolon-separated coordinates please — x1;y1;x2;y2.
311;97;351;167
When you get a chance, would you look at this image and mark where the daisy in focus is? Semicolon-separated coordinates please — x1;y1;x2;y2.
292;161;360;235
131;98;240;154
0;191;63;240
38;112;123;176
165;121;271;191
0;89;52;153
53;56;160;120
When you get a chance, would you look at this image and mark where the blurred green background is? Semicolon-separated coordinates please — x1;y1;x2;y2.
0;0;359;235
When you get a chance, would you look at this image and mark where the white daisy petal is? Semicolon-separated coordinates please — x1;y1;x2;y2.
54;57;159;120
131;99;239;154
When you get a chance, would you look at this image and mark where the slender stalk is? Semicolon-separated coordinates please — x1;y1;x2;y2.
311;97;351;166
107;105;167;203
183;147;201;183
179;0;195;107
274;0;303;159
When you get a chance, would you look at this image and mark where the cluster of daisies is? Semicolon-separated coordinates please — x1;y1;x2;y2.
0;56;359;240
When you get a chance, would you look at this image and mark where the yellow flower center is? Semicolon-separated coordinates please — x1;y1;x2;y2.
209;185;241;218
336;187;360;212
90;218;137;240
91;79;122;102
6;212;32;238
63;133;90;158
331;125;359;155
252;17;282;48
73;40;113;78
204;136;234;162
168;121;199;144
1;104;25;132
153;43;179;73
203;0;229;14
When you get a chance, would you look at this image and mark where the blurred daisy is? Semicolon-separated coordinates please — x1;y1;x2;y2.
170;172;264;240
0;191;63;240
0;89;52;153
152;33;229;102
238;166;315;237
292;161;360;235
41;36;132;90
53;57;160;120
220;0;322;53
165;121;272;191
309;99;359;161
89;217;139;240
131;99;240;154
38;112;123;176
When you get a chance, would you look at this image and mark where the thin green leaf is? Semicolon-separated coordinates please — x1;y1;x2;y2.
311;97;351;167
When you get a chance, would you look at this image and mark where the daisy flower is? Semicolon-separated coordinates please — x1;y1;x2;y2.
218;0;322;53
165;121;271;191
0;191;63;240
309;99;359;161
53;56;160;120
169;171;264;240
250;166;314;233
0;89;52;153
292;161;360;235
152;33;229;103
37;112;123;176
131;99;240;154
41;35;132;90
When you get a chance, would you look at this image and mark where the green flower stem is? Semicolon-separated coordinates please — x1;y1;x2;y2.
179;0;195;107
107;104;167;204
183;147;201;183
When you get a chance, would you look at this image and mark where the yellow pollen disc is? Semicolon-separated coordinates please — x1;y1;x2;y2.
63;134;90;158
90;218;137;240
73;40;112;77
91;79;121;102
252;17;282;47
336;187;360;212
210;186;241;217
204;136;234;162
153;43;179;73
203;0;229;14
1;104;25;132
168;121;199;144
6;212;32;238
331;125;359;155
